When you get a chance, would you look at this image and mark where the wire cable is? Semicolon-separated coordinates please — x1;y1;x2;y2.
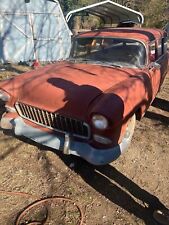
0;190;84;225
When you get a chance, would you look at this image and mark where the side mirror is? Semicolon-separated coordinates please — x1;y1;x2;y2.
149;62;161;70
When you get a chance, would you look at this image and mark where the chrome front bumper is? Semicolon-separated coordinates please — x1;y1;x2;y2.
1;116;130;165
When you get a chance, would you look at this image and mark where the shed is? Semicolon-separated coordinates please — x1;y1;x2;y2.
0;0;72;63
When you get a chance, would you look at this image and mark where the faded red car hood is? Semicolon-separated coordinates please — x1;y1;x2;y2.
0;61;141;119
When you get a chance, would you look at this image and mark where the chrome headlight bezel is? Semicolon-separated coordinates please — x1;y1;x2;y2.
0;89;10;102
92;114;108;130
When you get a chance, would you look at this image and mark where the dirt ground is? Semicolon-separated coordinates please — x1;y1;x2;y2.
0;64;168;225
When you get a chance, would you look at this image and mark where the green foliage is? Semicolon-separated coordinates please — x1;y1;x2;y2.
141;0;169;28
59;0;74;12
59;0;101;12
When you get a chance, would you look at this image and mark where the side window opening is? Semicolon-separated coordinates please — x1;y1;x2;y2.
149;41;156;62
162;36;168;54
157;39;162;57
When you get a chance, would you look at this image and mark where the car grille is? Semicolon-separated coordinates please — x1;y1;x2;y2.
15;102;90;139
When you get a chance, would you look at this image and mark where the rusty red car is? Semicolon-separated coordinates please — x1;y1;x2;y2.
0;28;168;165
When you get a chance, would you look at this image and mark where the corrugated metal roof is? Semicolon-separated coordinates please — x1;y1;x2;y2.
66;0;144;25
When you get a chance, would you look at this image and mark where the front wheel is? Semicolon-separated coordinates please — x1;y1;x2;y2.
122;114;136;146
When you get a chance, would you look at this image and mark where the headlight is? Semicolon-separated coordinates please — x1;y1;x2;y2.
0;90;10;101
92;114;108;130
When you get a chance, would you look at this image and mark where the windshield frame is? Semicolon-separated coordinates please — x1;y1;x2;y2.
69;36;147;68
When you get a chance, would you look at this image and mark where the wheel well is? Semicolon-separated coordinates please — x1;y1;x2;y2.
135;107;142;120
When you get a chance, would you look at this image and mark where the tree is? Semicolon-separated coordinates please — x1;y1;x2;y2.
60;0;169;28
59;0;101;13
135;0;168;28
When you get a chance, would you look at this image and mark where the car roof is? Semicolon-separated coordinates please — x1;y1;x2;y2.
77;28;165;43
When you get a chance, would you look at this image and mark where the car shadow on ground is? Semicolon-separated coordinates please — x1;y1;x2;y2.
0;118;165;225
58;154;167;225
151;97;169;112
145;97;169;125
0;124;166;225
145;111;169;125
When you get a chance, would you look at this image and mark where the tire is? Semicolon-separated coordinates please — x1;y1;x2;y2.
123;114;136;141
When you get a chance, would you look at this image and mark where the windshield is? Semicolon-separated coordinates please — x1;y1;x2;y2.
70;37;146;68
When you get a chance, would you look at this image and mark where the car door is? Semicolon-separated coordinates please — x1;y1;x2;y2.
148;40;161;100
156;35;168;86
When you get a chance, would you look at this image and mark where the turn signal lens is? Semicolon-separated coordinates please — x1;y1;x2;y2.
93;134;112;145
